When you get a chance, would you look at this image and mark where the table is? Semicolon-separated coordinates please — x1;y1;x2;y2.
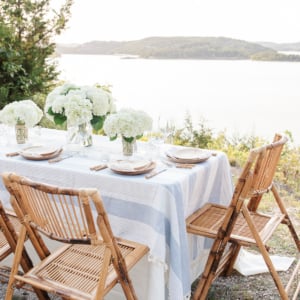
0;127;233;299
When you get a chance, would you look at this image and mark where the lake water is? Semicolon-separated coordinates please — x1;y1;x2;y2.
57;54;300;145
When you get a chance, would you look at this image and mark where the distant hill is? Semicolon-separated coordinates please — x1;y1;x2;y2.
257;41;300;52
56;37;300;62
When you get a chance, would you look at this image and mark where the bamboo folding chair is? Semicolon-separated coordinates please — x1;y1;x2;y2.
187;134;300;300
0;199;49;298
0;201;23;261
246;134;300;253
2;172;149;300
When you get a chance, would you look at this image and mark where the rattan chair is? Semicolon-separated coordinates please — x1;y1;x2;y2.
0;199;49;298
0;201;23;261
187;134;300;300
246;134;299;254
3;172;149;300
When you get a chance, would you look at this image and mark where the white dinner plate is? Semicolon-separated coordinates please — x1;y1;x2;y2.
109;159;155;175
166;147;211;163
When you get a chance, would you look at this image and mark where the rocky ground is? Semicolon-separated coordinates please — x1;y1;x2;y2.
1;241;298;300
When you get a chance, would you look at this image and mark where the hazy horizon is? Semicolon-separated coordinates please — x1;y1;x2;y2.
56;35;300;45
52;0;300;45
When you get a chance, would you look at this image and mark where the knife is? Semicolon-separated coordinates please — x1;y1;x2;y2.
48;154;74;163
145;168;167;179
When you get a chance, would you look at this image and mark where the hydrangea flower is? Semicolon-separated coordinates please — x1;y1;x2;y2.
103;108;153;142
0;100;43;127
45;83;116;130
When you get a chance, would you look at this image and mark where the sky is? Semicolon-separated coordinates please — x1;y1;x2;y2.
52;0;300;44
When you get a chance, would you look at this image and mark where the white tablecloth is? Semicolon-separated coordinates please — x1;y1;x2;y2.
0;128;233;299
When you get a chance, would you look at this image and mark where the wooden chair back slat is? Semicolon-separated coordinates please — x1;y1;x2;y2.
248;133;287;211
12;179;94;243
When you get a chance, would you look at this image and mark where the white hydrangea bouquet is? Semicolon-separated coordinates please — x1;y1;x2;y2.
0;99;43;127
44;83;116;130
103;108;153;143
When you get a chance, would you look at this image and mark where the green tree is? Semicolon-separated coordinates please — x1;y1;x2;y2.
0;0;73;108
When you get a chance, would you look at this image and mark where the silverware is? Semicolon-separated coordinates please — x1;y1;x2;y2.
90;164;108;171
48;154;74;163
161;158;195;169
175;163;195;169
145;168;167;179
5;151;20;157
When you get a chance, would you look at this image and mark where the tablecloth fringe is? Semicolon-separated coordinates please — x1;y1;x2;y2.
148;254;168;271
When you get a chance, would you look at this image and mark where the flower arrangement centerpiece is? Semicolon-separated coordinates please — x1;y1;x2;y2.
103;108;153;156
44;83;116;146
0;100;43;144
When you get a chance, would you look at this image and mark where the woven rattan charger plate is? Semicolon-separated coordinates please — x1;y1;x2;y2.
19;146;63;161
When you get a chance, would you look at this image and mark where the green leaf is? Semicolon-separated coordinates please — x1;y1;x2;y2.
109;135;117;141
47;107;55;116
123;136;135;143
53;114;67;125
47;107;66;125
91;115;105;131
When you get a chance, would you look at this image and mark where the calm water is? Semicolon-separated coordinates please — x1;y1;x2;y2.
57;54;300;145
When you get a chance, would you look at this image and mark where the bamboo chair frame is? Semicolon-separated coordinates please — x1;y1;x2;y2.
187;134;300;300
0;204;19;261
247;134;300;251
2;172;149;300
0;199;49;299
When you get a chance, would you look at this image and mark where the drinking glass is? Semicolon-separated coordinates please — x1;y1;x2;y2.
0;124;9;146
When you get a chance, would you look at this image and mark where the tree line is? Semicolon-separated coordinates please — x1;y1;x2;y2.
57;36;300;62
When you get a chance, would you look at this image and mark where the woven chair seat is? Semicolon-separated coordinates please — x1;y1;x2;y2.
15;240;147;299
187;203;285;245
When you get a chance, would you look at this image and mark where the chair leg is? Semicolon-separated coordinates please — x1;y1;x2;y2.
114;257;137;300
225;244;241;276
192;236;230;300
5;225;50;300
272;186;300;251
5;225;27;300
0;214;50;299
242;206;289;300
192;272;215;300
286;259;300;300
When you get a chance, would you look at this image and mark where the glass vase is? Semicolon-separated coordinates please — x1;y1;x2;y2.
67;122;93;147
15;123;28;144
122;137;136;156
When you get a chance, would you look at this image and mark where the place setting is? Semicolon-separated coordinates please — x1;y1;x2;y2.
5;145;62;160
165;147;212;165
108;158;157;176
89;155;168;179
4;144;78;163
